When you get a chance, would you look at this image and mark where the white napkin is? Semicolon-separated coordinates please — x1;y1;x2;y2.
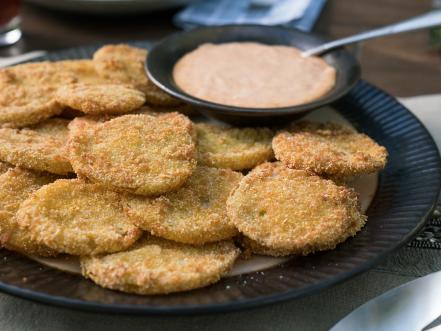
174;0;326;31
399;95;441;153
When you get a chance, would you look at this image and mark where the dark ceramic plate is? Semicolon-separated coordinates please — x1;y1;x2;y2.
0;44;439;315
146;25;361;125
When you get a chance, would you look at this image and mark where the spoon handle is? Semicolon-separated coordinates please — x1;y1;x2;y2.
303;10;441;56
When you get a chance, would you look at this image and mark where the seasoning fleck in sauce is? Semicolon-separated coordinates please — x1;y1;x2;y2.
173;42;336;109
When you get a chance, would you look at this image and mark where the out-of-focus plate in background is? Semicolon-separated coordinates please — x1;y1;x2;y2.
24;0;195;14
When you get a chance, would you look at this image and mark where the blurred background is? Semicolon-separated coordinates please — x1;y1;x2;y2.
0;0;440;96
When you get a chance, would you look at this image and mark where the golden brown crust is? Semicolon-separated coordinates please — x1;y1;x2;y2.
226;162;367;256
92;44;180;107
127;166;242;245
68;113;197;196
16;179;142;256
29;117;71;139
93;44;148;88
272;121;388;176
0;100;64;129
81;235;240;295
0;118;73;175
135;104;199;117
0;168;58;257
0;62;77;127
196;123;274;170
143;80;182;107
55;60;109;85
56;83;146;115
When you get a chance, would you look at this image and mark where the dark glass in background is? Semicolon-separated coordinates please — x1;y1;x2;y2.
0;0;21;47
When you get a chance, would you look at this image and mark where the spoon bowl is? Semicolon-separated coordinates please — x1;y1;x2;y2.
146;24;360;126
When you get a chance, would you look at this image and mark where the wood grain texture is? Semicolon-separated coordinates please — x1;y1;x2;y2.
315;0;441;96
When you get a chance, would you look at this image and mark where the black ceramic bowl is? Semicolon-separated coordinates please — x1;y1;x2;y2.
146;24;360;126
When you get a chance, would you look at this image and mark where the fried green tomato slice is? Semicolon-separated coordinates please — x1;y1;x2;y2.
196;123;274;170
81;235;240;295
0;118;73;175
92;44;181;107
55;60;110;85
28;117;70;139
127;166;242;245
56;83;146;115
16;179;142;256
68;113;197;196
0;168;58;257
0;62;77;127
272;121;388;176
135;104;199;117
227;162;366;256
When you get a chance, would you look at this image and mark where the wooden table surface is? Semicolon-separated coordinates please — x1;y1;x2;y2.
1;0;440;97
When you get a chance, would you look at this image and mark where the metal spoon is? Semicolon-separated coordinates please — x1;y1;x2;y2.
0;50;46;68
303;10;441;56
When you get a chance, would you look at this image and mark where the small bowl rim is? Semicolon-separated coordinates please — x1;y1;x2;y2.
146;24;361;116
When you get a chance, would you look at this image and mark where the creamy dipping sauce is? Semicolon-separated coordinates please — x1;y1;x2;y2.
173;42;336;108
